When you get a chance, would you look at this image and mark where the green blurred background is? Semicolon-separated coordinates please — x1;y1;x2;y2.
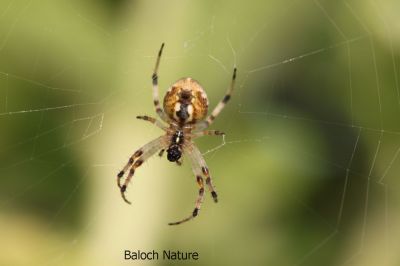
0;0;399;265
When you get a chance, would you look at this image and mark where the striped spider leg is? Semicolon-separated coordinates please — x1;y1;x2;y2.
194;67;237;131
168;141;218;225
151;43;170;122
191;130;225;138
136;115;168;131
117;136;168;204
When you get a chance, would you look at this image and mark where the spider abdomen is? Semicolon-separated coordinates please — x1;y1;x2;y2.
163;78;208;124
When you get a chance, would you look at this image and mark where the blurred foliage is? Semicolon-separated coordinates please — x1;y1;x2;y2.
0;0;399;265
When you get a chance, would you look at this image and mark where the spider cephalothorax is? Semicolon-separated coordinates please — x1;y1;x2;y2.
166;131;184;162
116;43;237;225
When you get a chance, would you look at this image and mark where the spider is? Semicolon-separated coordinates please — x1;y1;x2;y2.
117;43;237;225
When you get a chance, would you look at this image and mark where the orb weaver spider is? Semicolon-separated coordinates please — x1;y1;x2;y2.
117;43;237;225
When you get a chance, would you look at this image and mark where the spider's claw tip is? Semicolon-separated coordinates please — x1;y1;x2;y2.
120;185;132;204
125;200;132;205
211;192;218;203
159;43;165;54
121;194;132;205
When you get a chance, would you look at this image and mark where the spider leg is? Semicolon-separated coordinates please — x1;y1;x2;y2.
168;174;205;225
186;142;218;202
117;136;166;204
158;149;165;157
168;142;217;225
195;68;236;130
191;130;225;139
151;43;169;122
136;115;167;131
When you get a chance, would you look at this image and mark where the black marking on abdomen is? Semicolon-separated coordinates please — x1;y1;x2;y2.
176;103;189;121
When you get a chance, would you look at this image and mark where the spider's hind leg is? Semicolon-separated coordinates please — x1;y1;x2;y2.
195;67;236;130
151;43;169;122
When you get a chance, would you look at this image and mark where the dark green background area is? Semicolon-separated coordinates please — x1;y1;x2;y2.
0;0;399;265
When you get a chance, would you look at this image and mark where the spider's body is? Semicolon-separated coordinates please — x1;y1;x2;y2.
166;130;185;162
163;78;209;125
117;43;237;225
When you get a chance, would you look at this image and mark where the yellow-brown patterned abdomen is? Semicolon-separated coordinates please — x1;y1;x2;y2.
163;78;208;124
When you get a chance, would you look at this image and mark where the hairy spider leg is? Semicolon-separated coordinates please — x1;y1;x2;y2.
136;115;167;131
191;130;225;138
168;168;205;225
189;144;218;203
117;136;167;204
168;143;217;225
195;68;237;131
151;43;169;122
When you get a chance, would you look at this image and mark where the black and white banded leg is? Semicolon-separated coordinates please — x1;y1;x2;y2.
168;170;205;225
151;43;169;122
168;143;218;225
187;144;218;203
117;136;167;204
136;115;167;131
195;67;237;130
191;130;225;138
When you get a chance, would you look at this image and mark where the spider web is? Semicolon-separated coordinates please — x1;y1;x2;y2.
0;0;399;265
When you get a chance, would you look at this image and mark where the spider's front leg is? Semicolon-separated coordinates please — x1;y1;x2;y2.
168;143;218;225
168;173;205;226
188;143;219;203
117;136;166;204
